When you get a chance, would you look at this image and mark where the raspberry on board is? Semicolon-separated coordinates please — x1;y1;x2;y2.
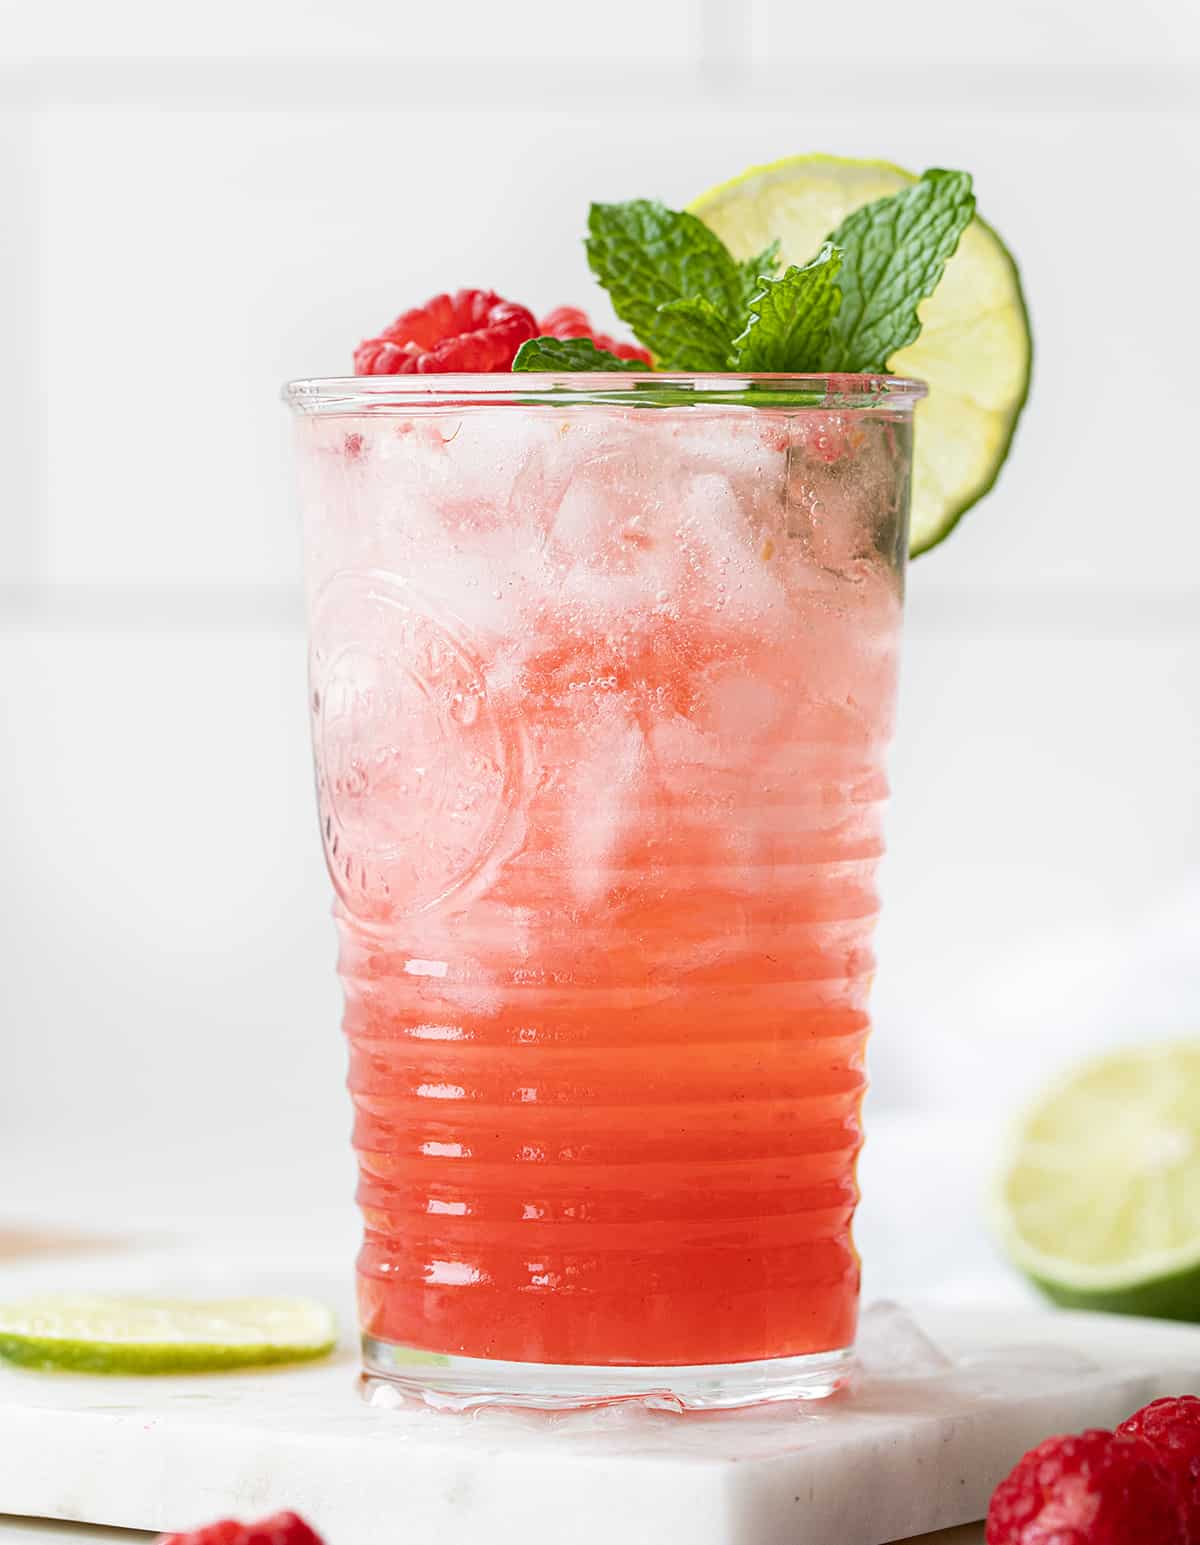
159;1512;324;1545
985;1429;1185;1545
538;305;653;365
241;1514;324;1545
157;1523;244;1545
1118;1397;1200;1541
355;289;537;375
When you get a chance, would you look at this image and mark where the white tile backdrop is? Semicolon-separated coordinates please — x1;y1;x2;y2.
1;0;1198;1200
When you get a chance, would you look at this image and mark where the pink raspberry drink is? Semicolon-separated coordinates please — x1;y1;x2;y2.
286;153;1028;1411
289;372;923;1408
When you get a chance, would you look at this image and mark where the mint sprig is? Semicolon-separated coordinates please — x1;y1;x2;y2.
512;168;976;376
823;168;975;372
512;337;636;372
651;296;735;372
733;243;842;372
737;239;781;311
585;201;744;368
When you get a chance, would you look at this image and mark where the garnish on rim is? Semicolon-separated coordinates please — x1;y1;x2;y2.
509;155;1030;555
355;288;536;375
512;169;975;377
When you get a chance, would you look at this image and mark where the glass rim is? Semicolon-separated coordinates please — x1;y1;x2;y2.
284;371;928;414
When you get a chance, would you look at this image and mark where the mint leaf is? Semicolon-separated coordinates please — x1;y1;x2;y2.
737;239;781;311
733;243;842;372
512;336;637;372
651;296;733;371
585;200;743;365
824;168;975;372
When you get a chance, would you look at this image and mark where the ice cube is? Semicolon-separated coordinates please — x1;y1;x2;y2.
547;444;686;624
362;1376;409;1410
350;413;574;642
663;411;788;486
646;709;725;780
387;408;566;518
672;473;790;636
856;1301;954;1379
562;694;646;905
694;666;781;743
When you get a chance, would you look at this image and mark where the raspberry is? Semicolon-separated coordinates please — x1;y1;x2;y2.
355;289;536;375
241;1516;324;1545
159;1512;324;1545
158;1527;244;1545
986;1430;1185;1545
538;305;653;365
1118;1398;1200;1540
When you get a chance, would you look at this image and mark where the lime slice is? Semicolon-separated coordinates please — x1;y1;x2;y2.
689;153;1032;555
0;1295;337;1374
996;1043;1200;1320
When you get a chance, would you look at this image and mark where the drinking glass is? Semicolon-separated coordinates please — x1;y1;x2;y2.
286;372;924;1409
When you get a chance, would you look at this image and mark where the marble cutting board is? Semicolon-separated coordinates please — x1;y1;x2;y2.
4;1292;1200;1545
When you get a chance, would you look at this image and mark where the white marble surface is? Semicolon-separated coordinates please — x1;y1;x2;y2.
0;1119;1189;1545
0;1524;984;1545
3;1260;1199;1545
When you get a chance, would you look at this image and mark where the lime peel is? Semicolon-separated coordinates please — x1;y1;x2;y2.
688;153;1032;556
996;1042;1200;1321
0;1295;337;1374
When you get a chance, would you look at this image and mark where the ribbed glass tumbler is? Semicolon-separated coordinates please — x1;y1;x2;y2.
286;371;923;1410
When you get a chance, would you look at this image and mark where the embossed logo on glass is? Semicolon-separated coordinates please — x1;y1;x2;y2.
309;573;517;917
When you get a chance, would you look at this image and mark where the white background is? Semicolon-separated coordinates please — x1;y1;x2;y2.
1;0;1198;1303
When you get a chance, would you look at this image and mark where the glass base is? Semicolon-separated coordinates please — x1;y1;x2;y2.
361;1335;854;1412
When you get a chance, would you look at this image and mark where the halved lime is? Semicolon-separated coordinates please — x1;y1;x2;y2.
0;1295;337;1373
689;153;1032;555
996;1043;1200;1320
